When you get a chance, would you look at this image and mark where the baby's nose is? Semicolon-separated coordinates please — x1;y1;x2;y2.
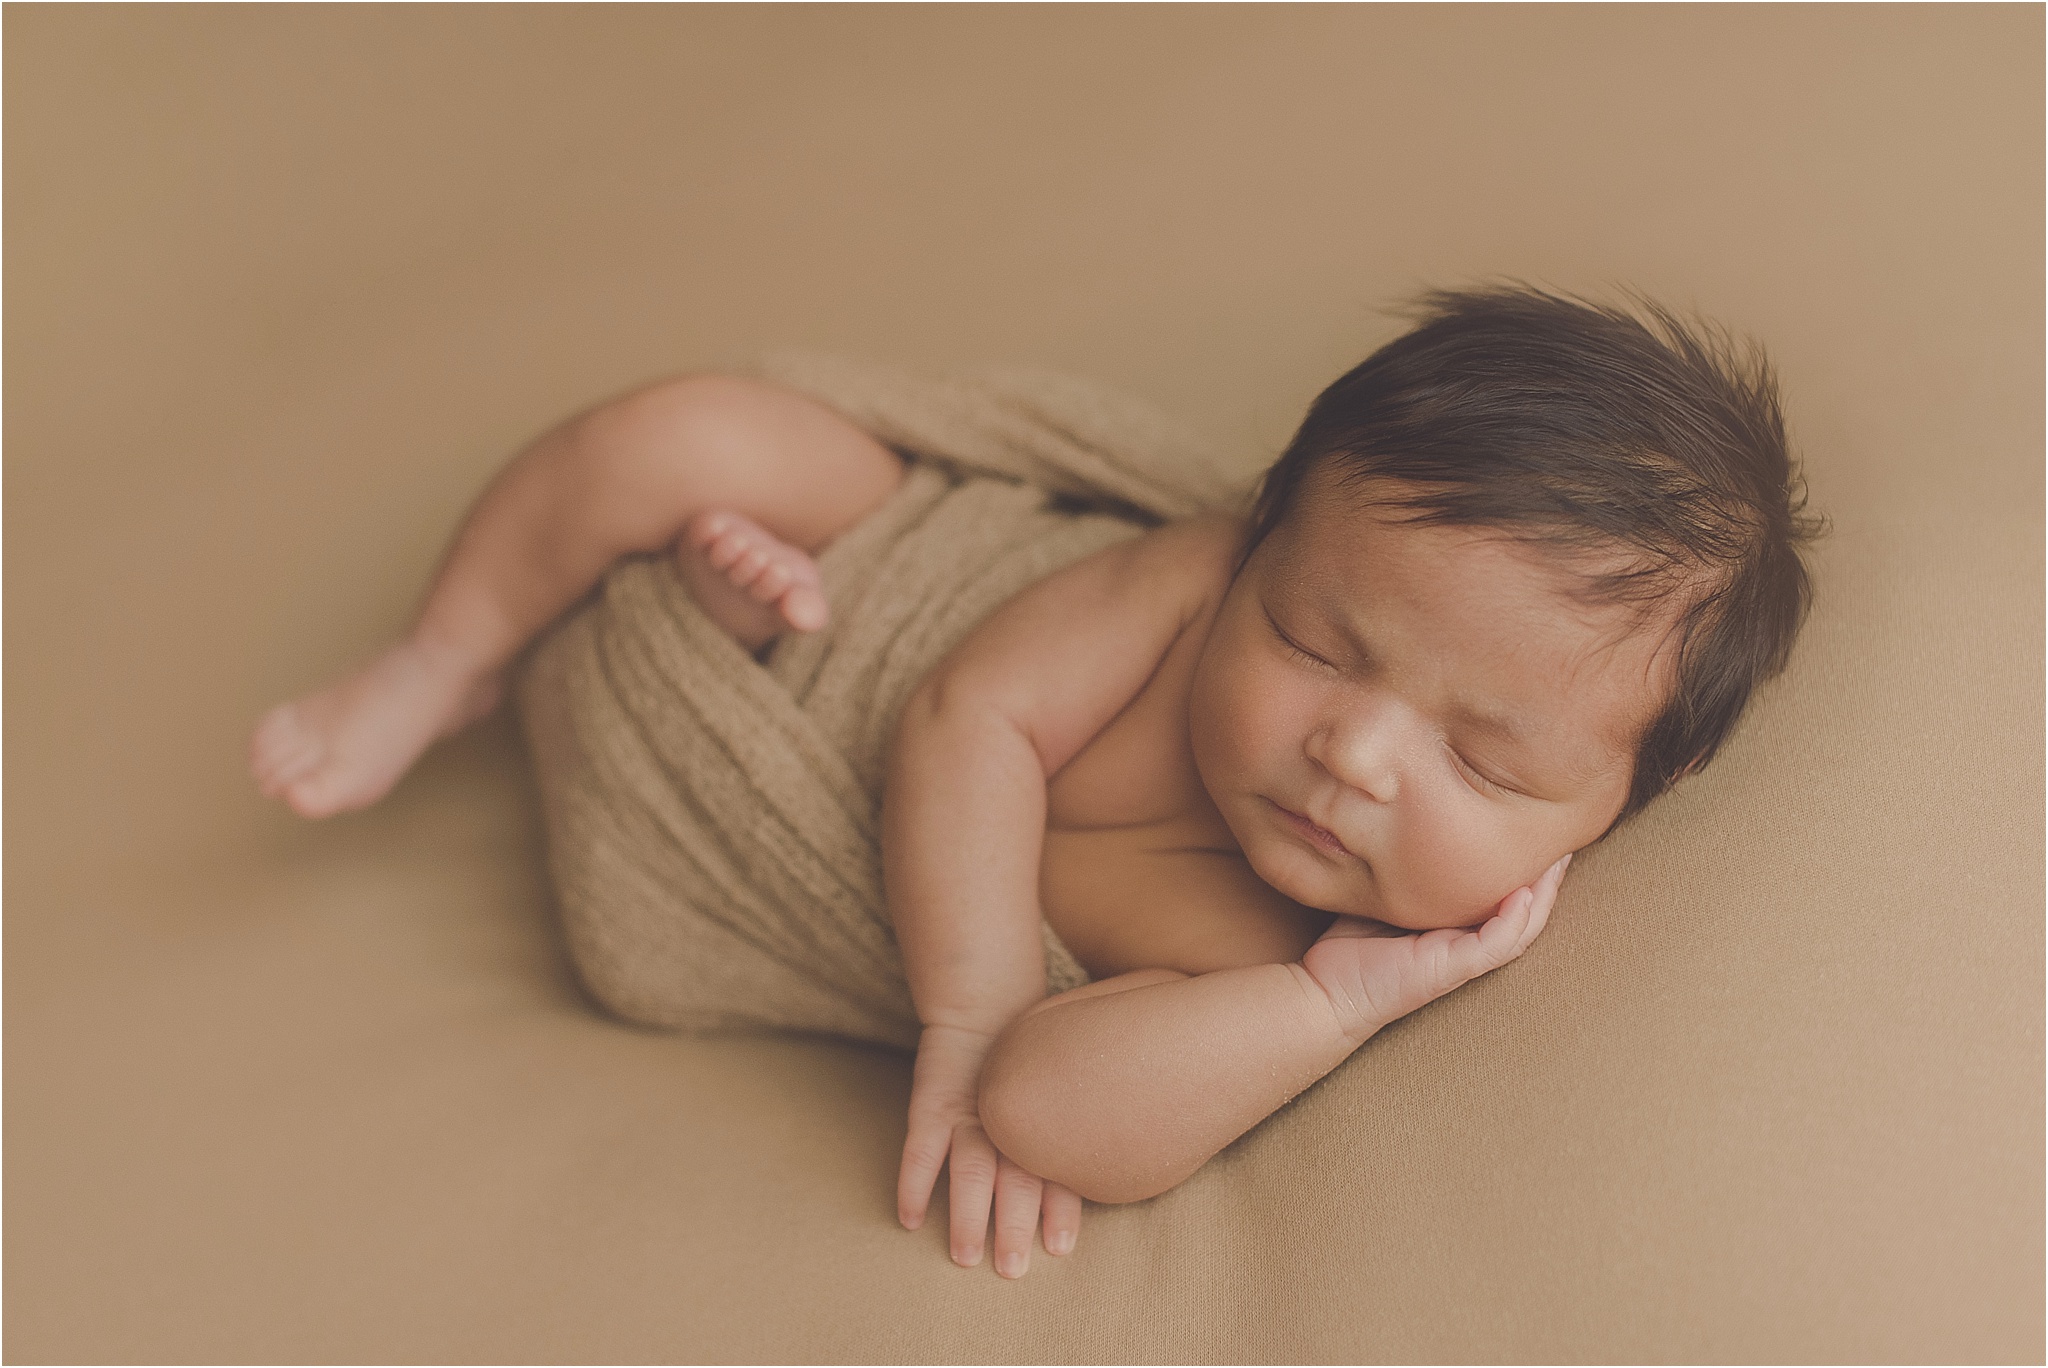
1310;716;1402;803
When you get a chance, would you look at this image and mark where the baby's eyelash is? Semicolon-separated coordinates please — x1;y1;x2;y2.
1264;608;1333;669
1450;746;1515;796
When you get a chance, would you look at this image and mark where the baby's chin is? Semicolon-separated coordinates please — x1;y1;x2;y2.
1232;806;1507;928
1249;839;1496;930
1240;833;1383;919
1366;901;1498;932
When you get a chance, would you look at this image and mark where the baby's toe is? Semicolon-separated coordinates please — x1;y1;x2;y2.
284;772;352;821
748;560;794;602
704;529;751;572
781;584;829;632
685;510;733;551
252;709;321;789
728;547;773;587
260;746;322;797
782;552;822;592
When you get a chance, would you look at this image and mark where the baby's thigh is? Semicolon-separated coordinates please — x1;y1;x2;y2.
579;372;906;554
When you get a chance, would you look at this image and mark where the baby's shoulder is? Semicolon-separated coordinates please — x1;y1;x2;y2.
1126;513;1244;608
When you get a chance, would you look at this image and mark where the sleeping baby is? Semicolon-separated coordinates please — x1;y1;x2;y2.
251;286;1820;1279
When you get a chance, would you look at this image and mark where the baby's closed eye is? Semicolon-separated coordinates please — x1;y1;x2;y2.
1263;606;1337;670
1446;743;1521;796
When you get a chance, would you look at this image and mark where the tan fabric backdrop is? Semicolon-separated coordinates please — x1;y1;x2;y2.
7;5;2041;1362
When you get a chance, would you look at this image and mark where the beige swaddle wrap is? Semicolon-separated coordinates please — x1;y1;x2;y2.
515;352;1249;1049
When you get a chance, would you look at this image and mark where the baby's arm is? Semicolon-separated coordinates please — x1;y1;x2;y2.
978;856;1568;1204
885;516;1230;1274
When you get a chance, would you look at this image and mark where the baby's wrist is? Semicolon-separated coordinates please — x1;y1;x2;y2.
914;981;1046;1042
1294;949;1386;1048
918;1020;1002;1043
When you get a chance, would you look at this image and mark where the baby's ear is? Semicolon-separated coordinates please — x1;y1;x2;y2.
1673;751;1710;780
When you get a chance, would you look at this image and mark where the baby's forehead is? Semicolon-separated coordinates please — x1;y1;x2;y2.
1279;486;1685;630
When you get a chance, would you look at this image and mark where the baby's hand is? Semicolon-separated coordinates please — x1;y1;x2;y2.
897;1023;1082;1278
1301;854;1570;1043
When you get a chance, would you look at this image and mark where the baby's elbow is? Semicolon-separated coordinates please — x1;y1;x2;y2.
976;1045;1064;1175
1055;1149;1192;1206
979;1041;1184;1206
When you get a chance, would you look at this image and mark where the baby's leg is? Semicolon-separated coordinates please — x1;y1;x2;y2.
251;374;904;817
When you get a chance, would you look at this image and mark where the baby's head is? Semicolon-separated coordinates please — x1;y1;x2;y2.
1188;286;1823;930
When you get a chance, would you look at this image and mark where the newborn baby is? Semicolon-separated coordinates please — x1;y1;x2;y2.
251;287;1819;1280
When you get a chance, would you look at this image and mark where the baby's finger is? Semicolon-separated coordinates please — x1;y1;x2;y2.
897;1120;951;1230
1520;853;1571;944
1434;889;1533;987
1480;886;1536;957
1465;858;1569;973
990;1156;1044;1279
946;1125;1001;1268
1041;1182;1082;1257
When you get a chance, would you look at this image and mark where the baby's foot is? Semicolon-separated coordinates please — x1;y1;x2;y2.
677;510;829;654
249;639;502;819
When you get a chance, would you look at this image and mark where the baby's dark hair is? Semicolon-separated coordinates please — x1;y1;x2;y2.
1243;285;1825;826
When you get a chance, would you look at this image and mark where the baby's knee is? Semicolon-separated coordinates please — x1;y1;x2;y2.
571;372;765;475
566;369;906;553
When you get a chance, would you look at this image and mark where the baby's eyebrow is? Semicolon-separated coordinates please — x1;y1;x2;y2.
1315;603;1530;742
1446;699;1531;747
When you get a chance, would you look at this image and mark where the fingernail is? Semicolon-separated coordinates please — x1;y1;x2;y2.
998;1253;1025;1278
1049;1230;1075;1256
953;1246;980;1268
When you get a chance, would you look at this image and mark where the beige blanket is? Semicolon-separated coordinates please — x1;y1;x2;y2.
515;352;1248;1049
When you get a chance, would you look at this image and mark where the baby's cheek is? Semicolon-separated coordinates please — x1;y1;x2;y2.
1212;659;1304;768
1396;798;1523;926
